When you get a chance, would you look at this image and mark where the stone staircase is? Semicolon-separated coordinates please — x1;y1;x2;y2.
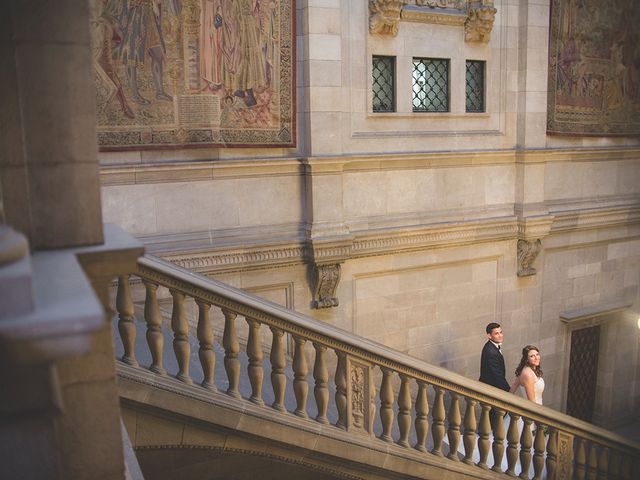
112;255;640;480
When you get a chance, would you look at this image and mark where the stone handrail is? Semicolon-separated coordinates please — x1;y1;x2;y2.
114;254;640;479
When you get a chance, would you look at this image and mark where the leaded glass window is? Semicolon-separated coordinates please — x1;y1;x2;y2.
466;60;485;112
372;56;395;112
412;58;449;112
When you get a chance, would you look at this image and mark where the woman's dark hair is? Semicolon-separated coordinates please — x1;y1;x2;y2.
515;345;543;378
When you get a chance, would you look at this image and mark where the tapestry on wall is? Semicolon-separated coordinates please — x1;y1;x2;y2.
547;0;640;136
93;0;295;150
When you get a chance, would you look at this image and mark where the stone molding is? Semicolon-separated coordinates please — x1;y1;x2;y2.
368;0;495;43
100;147;640;186
156;202;640;275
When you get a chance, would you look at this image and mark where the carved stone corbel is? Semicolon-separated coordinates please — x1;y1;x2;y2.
369;0;404;36
516;214;553;277
313;263;341;309
464;0;497;43
517;239;542;277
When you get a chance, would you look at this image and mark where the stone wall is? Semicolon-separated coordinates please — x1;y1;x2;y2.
99;0;640;428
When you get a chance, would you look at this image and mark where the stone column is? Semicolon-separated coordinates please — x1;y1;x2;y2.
1;0;103;249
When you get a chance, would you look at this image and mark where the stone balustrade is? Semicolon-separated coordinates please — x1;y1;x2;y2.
113;255;639;480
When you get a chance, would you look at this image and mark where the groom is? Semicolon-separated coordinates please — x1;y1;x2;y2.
479;322;510;426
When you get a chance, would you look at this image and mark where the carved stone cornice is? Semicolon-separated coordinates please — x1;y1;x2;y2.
368;0;495;42
516;215;555;241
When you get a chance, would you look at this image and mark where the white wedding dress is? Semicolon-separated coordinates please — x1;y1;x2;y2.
450;375;546;478
519;375;545;405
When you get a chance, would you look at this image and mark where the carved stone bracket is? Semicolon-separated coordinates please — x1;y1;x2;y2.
464;1;497;43
369;0;404;36
517;239;542;277
516;214;553;277
369;0;496;42
313;263;341;309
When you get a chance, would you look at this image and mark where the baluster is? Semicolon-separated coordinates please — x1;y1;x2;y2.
369;369;376;434
269;327;286;412
546;428;557;479
491;407;506;473
462;398;477;465
575;438;587;480
608;450;620;479
170;289;191;384
116;275;137;366
506;412;521;476
477;403;491;468
414;381;429;453
222;309;240;398
447;392;461;461
313;342;329;423
519;418;533;479
335;351;347;429
532;423;546;480
379;367;394;443
396;374;411;447
431;386;446;456
587;442;598;480
196;300;215;390
246;318;264;405
142;280;165;374
597;446;609;480
292;335;308;417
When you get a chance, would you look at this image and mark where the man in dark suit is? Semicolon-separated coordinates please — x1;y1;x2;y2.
479;322;510;427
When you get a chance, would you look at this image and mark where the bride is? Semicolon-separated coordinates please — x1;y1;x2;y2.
510;345;545;404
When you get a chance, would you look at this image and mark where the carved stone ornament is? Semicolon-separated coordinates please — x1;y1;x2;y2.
369;0;496;42
313;263;341;309
464;0;497;43
369;0;404;36
350;363;366;429
517;239;542;277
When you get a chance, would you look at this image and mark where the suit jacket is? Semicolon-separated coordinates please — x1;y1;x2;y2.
479;341;510;391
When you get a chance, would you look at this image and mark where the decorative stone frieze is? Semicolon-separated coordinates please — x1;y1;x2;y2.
312;263;341;309
464;1;497;43
369;0;496;42
517;239;542;277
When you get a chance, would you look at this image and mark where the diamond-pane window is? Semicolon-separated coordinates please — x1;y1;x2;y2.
372;56;395;112
466;60;485;112
412;58;449;112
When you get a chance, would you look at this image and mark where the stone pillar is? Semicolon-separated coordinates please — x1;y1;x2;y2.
0;0;103;249
515;0;550;149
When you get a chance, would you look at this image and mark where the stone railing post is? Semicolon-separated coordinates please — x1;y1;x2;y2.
414;380;429;453
431;386;446;456
313;342;329;423
292;335;309;417
462;397;477;465
477;402;491;469
347;358;373;435
334;351;347;429
196;300;215;390
397;374;412;447
116;275;137;366
222;309;240;398
142;280;165;375
246;317;264;405
270;327;286;412
379;367;394;442
169;288;191;384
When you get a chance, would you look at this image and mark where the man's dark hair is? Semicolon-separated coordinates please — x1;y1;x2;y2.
486;322;501;334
